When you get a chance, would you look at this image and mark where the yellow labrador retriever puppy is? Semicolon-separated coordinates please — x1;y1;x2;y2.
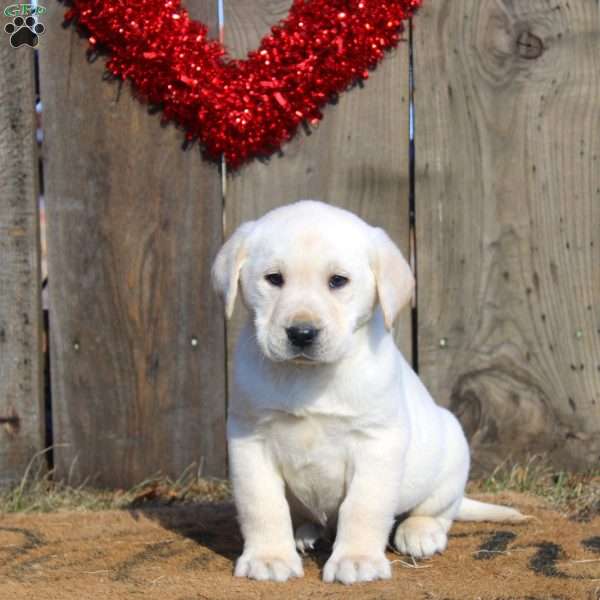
212;200;525;585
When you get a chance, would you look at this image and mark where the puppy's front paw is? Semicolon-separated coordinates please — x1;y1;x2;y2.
234;549;304;581
394;516;448;558
322;551;391;584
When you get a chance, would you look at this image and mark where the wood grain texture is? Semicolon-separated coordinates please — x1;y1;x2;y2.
38;1;225;487
0;45;44;486
223;0;413;389
415;0;600;474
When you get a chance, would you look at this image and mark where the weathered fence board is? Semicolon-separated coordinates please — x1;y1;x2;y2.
1;0;595;490
0;45;44;486
415;0;600;474
223;0;413;390
38;1;225;487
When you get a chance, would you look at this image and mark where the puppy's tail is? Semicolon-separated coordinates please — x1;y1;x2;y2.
456;497;531;523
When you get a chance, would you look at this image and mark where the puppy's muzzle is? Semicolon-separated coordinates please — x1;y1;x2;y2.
286;323;320;349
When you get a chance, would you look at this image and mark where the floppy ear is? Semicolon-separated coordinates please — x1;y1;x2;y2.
211;221;255;319
370;227;415;330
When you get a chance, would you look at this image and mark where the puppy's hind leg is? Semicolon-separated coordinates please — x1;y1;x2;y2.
395;411;469;559
393;496;461;558
286;490;327;554
295;522;324;554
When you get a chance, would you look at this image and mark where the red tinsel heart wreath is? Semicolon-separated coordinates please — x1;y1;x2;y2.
65;0;421;168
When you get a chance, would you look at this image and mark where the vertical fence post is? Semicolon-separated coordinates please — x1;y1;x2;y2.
414;0;600;474
0;44;44;486
38;1;225;488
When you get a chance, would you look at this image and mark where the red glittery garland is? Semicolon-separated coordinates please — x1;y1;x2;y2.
65;0;421;168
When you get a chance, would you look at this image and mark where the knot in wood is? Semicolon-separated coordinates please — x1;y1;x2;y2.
0;413;20;434
516;31;544;59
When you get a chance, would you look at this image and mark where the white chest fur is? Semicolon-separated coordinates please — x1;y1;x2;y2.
263;413;354;525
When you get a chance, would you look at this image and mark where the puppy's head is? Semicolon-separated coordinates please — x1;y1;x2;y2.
212;201;414;364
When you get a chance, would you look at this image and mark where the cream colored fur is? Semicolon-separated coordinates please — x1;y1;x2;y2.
212;200;525;585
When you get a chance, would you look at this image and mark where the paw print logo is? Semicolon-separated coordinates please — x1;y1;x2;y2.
4;15;45;48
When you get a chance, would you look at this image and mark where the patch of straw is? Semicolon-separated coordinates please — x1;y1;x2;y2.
0;450;230;513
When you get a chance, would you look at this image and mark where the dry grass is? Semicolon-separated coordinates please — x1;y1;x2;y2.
468;455;600;517
0;451;230;514
1;452;598;516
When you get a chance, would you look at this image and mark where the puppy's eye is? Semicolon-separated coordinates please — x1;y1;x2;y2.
329;274;349;289
265;272;284;287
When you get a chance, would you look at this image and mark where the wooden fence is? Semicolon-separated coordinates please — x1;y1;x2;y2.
0;0;598;488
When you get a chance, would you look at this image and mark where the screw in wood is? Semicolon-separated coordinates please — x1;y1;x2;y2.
439;337;448;348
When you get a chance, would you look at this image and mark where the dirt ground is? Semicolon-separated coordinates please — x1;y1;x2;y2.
1;492;598;600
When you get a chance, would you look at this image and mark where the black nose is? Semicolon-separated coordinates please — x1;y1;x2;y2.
286;323;319;348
